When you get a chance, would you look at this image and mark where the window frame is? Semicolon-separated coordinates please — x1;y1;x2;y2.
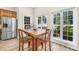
37;16;47;29
53;8;74;42
24;16;31;29
53;12;61;39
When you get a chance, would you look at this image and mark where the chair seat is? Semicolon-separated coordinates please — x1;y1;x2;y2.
38;39;48;43
23;36;32;40
19;36;32;44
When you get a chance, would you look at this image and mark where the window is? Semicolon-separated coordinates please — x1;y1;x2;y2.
63;10;73;41
43;16;47;24
53;9;73;42
24;16;31;29
63;11;73;25
37;16;47;29
63;26;73;41
53;13;60;38
38;16;41;24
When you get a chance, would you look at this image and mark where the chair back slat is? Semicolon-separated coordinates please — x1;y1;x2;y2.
45;29;51;40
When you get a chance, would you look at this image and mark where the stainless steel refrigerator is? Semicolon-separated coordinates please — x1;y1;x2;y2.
1;17;17;40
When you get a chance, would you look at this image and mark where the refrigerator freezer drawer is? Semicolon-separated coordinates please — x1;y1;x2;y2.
12;32;16;38
7;32;12;39
1;31;7;40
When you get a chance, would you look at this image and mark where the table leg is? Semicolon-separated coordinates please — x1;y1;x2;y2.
34;38;37;51
32;38;38;51
32;38;34;51
19;39;21;51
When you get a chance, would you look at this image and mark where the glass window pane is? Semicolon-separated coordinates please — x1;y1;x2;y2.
68;15;73;24
43;16;47;24
63;16;67;24
63;12;67;25
57;26;60;36
68;15;73;20
67;26;73;32
24;16;30;29
38;17;41;24
56;13;60;25
68;32;73;37
63;11;73;25
57;13;60;16
54;15;56;24
63;12;67;16
68;11;73;15
63;35;67;40
63;26;67;31
63;26;73;41
68;37;73;41
53;33;57;37
63;31;67;36
53;26;60;37
56;16;60;25
53;29;57;34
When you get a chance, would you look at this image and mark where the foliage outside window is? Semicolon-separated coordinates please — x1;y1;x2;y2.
53;9;73;42
63;11;73;41
53;13;60;38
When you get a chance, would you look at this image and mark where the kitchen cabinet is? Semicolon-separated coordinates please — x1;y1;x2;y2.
0;9;16;17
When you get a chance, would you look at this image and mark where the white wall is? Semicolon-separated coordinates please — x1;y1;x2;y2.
77;8;79;48
34;7;68;29
17;7;34;29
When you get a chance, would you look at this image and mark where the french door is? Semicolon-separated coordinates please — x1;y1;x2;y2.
53;8;74;42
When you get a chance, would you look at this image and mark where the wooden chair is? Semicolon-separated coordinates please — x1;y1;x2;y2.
37;29;52;51
18;29;34;51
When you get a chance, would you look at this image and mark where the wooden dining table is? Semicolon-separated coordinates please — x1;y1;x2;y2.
26;29;46;51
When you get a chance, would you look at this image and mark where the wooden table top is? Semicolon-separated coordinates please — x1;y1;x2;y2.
29;31;45;36
23;29;46;36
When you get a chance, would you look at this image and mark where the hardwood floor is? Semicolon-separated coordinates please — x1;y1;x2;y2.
0;39;18;51
0;39;75;51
